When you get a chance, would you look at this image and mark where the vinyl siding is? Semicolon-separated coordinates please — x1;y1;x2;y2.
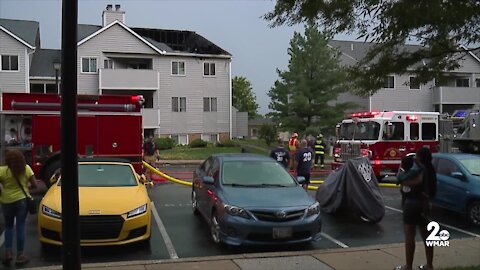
154;57;230;135
370;74;434;111
0;30;27;92
77;23;158;94
451;53;480;74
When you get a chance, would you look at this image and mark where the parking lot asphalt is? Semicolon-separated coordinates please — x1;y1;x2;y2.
0;165;479;269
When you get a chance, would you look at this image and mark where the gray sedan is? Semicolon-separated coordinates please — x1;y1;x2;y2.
192;153;322;246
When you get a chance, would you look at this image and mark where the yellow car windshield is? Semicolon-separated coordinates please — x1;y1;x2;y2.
62;164;139;187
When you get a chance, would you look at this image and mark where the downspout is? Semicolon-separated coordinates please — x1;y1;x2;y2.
229;60;232;139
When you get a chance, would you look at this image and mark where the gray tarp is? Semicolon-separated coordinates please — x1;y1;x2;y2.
316;157;385;223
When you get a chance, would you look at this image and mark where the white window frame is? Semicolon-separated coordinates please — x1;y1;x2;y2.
409;76;421;90
0;54;20;72
104;58;114;69
201;134;219;142
455;78;470;87
81;57;98;74
203;97;217;112
203;62;216;77
172;97;186;112
170;134;188;145
171;61;186;76
383;75;395;89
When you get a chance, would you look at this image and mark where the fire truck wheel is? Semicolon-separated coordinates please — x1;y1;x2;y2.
44;160;61;187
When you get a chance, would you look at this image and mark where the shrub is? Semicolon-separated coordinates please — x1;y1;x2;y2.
217;139;238;147
189;139;208;148
259;124;278;146
155;137;174;150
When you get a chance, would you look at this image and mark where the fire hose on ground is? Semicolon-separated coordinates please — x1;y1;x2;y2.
142;161;399;190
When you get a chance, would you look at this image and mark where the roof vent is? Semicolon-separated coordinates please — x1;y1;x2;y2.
115;4;121;11
351;43;354;51
106;4;113;11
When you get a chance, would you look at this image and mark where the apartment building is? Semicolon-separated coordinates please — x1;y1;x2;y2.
0;5;233;144
330;40;480;114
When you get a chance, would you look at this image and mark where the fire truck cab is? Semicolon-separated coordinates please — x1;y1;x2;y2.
0;92;144;185
332;111;440;179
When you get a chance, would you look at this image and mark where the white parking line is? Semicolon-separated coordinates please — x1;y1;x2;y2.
320;232;349;248
151;202;179;259
385;205;480;238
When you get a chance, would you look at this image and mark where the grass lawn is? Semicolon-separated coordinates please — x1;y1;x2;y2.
159;147;241;160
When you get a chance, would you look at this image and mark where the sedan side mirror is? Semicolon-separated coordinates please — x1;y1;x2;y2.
202;176;215;185
297;176;306;185
451;172;466;180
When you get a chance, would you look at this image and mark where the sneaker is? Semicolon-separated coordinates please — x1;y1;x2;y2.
15;254;29;266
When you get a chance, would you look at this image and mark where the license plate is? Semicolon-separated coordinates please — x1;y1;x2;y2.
272;227;292;239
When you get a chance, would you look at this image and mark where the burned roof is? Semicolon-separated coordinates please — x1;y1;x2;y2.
0;18;39;47
76;23;230;56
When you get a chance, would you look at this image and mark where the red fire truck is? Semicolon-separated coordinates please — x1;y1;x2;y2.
0;92;144;185
332;111;440;179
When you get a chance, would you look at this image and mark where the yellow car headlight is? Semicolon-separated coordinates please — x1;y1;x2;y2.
42;205;62;219
127;204;147;218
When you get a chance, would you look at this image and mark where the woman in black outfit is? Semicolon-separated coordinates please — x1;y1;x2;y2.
395;148;436;270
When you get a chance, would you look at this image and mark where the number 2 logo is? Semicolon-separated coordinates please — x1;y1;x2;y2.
426;221;450;241
303;152;312;162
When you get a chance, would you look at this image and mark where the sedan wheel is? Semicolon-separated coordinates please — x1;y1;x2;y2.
191;190;199;215
210;214;221;244
468;202;480;226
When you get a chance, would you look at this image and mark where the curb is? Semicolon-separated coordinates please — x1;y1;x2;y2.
28;238;479;269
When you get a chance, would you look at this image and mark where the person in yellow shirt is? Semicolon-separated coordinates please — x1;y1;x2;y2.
0;149;37;266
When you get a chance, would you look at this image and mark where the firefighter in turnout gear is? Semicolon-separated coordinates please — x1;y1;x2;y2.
314;134;326;168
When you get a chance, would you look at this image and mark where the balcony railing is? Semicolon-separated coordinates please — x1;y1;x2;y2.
142;108;160;128
432;86;480;104
99;69;158;90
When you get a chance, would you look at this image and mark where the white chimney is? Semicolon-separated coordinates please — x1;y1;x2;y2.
102;4;125;27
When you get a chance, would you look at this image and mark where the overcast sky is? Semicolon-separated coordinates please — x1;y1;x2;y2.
0;0;352;115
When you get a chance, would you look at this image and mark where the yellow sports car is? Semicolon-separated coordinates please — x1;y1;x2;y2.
38;159;152;246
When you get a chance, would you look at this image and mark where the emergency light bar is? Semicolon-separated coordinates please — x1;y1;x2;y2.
406;115;419;122
350;111;381;118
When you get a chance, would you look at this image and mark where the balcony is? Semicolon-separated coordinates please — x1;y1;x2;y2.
99;69;158;90
142;108;160;128
432;86;480;105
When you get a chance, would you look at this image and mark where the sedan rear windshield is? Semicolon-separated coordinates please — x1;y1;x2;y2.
77;164;138;187
460;159;480;176
222;161;297;187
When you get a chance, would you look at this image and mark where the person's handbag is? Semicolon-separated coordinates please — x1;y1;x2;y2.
13;176;37;215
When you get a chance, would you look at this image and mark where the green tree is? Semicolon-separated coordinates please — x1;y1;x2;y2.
259;124;278;147
265;0;480;96
268;24;354;135
232;76;259;119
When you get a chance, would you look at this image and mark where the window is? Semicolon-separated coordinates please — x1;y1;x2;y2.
81;58;97;73
203;62;215;76
436;159;460;177
201;134;218;142
1;55;19;71
172;97;186;112
171;61;185;75
171;134;188;145
476;78;480;87
30;83;57;94
383;76;394;88
104;59;113;69
409;76;420;90
203;97;217;112
422;123;436;140
456;78;469;87
383;122;404;140
410;122;419;141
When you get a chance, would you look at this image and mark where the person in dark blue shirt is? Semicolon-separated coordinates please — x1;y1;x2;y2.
270;139;290;168
296;139;313;189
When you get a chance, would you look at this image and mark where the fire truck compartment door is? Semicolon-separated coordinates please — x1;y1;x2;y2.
97;115;141;156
